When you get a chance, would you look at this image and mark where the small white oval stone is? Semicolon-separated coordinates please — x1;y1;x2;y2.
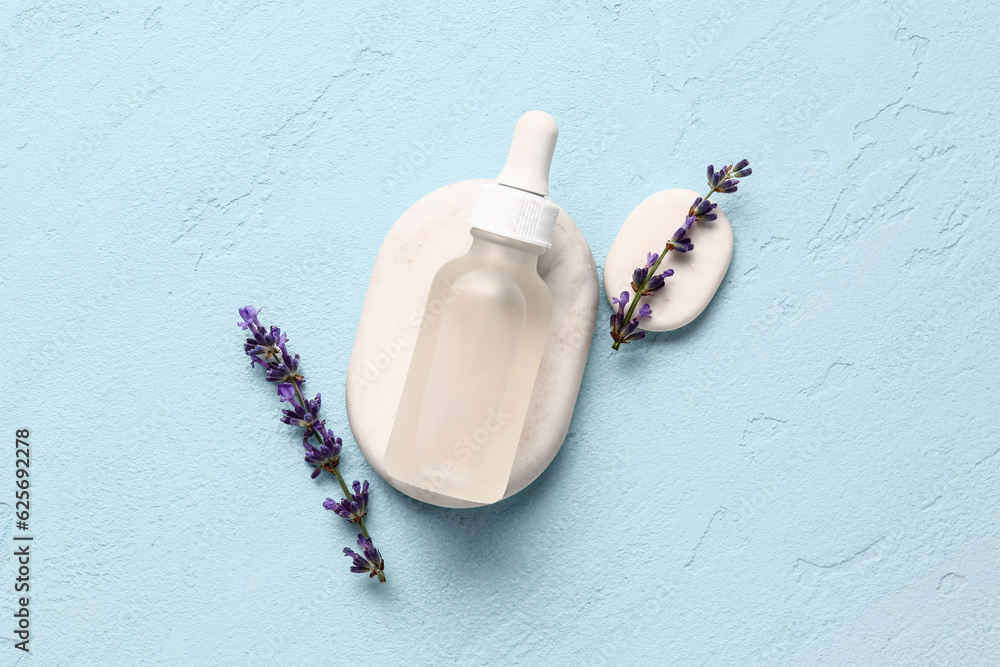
603;188;733;332
346;179;599;508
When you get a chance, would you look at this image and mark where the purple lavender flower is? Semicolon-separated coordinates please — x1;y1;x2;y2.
238;305;260;329
631;266;649;291
610;290;652;346
243;327;287;369
631;252;662;292
610;290;630;336
344;533;386;582
304;426;342;478
277;383;296;403
610;160;752;350
239;307;287;368
641;268;674;296
707;164;732;189
324;480;369;523
691;197;710;215
611;290;647;345
691;197;718;222
239;307;294;373
279;390;324;443
708;164;743;193
669;226;694;253
613;290;630;310
266;354;302;384
619;314;650;344
239;306;386;582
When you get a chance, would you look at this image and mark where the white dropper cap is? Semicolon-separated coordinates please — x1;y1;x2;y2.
467;111;561;248
497;110;558;196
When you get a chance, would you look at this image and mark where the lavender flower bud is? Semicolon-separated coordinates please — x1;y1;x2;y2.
620;317;646;343
619;317;639;339
668;230;694;252
641;269;675;296
643;274;665;295
692;198;718;222
709;165;730;188
238;305;261;331
610;291;629;338
612;291;629;316
611;290;649;346
610;312;623;339
242;320;288;369
277;383;296;403
266;354;302;383
344;533;385;581
280;392;324;443
325;480;370;523
304;426;342;477
631;266;649;291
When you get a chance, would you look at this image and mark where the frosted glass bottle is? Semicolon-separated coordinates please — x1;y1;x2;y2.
383;111;561;504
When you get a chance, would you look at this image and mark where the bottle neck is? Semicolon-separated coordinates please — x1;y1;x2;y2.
468;227;545;268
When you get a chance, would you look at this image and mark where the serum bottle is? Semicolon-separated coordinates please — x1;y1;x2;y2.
383;111;561;504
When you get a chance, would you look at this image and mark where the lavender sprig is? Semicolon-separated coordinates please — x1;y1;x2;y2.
239;306;386;583
343;533;385;580
611;160;752;351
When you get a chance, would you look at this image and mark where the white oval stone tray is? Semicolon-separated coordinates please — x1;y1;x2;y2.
603;188;732;331
346;179;599;508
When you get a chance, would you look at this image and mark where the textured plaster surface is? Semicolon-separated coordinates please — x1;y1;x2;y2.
1;1;998;665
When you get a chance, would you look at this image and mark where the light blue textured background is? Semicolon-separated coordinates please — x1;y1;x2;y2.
1;1;998;664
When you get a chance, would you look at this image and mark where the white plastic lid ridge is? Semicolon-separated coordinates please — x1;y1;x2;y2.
467;183;560;248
